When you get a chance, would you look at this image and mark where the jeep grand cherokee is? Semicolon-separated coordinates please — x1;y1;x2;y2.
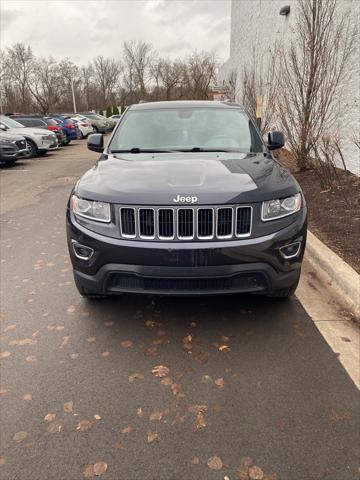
67;101;307;298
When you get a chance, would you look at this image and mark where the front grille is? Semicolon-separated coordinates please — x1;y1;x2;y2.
119;205;252;241
106;272;267;293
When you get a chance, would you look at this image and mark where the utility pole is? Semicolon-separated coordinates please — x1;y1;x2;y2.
71;78;77;113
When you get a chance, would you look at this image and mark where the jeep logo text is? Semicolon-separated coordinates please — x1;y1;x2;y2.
173;194;198;204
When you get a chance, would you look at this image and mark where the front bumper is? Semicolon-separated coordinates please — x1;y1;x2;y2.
67;208;307;295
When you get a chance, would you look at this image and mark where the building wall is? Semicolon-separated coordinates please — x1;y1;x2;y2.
220;0;359;175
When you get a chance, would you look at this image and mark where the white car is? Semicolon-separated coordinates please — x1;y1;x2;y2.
71;116;94;138
0;116;57;158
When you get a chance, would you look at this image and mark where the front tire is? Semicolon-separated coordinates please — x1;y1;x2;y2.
25;140;38;158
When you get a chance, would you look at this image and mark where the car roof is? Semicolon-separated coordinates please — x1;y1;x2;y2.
129;100;244;111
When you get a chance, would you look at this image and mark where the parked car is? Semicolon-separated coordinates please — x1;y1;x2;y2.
43;117;67;145
78;113;112;133
48;115;77;142
70;116;94;138
0;132;29;158
67;100;307;299
0;115;56;158
106;114;121;129
0;139;19;167
8;116;62;149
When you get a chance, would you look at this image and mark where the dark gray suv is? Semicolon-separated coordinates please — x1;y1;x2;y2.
67;101;307;298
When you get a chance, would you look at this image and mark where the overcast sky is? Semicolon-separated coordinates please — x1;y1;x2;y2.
1;0;231;64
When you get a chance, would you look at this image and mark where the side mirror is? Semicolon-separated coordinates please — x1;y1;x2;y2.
87;133;104;153
268;131;285;150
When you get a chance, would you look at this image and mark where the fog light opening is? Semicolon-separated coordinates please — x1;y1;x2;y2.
279;242;301;259
72;241;94;260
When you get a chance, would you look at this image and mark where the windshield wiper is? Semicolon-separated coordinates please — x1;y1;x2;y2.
174;147;242;153
110;148;177;154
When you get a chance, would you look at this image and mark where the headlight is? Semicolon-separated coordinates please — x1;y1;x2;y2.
71;195;111;223
262;193;302;221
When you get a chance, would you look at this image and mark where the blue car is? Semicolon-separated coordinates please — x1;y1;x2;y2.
49;115;77;143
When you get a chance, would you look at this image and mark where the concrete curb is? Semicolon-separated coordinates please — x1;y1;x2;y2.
305;231;360;318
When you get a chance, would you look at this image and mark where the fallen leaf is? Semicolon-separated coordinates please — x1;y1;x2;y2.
114;442;123;449
147;430;158;443
329;408;352;422
67;305;76;314
47;421;62;433
25;355;37;363
23;394;32;401
191;456;200;465
94;414;101;420
194;411;207;431
207;456;223;470
188;404;208;415
70;353;79;359
136;407;144;417
0;351;11;359
64;401;73;413
249;466;264;480
183;334;193;344
121;340;133;348
83;465;95;478
9;338;37;346
104;321;114;327
0;457;5;466
145;320;156;327
44;413;56;422
101;351;110;357
215;378;225;389
221;335;230;342
218;345;230;353
128;373;144;383
160;376;172;386
150;411;163;421
171;383;182;396
4;325;16;332
152;365;170;377
121;426;132;434
13;431;28;443
0;388;8;395
86;337;96;343
76;420;93;432
93;461;107;476
59;336;70;349
144;347;159;357
55;326;64;331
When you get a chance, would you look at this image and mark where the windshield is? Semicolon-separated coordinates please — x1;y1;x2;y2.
109;108;263;153
0;116;25;128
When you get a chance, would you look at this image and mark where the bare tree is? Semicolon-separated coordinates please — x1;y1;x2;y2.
6;43;34;112
92;56;121;107
157;58;182;100
277;0;356;170
184;51;217;100
123;41;154;100
27;57;64;113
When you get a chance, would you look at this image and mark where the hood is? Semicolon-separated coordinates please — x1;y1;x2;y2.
4;126;52;137
0;132;26;142
76;152;300;205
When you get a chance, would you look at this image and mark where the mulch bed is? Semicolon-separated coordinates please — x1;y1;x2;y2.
276;150;360;273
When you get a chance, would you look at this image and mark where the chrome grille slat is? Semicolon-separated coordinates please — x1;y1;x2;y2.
119;205;251;241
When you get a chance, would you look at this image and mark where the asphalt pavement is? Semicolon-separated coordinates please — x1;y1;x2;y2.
0;141;359;480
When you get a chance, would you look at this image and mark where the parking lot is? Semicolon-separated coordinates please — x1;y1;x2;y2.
0;140;359;480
